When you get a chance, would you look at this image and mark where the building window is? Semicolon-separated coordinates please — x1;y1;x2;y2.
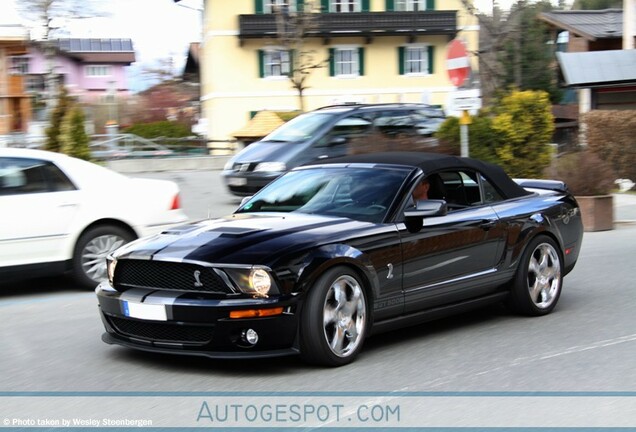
10;56;30;75
256;0;299;13
262;0;295;13
388;0;434;11
395;0;425;10
85;65;111;77
398;45;434;75
258;49;291;78
329;0;361;12
329;47;364;77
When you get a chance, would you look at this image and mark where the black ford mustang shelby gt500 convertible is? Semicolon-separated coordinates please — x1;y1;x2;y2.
96;152;583;366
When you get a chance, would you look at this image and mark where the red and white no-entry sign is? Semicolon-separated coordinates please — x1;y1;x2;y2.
446;39;470;87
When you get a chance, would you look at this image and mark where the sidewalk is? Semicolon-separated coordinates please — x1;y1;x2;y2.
614;193;636;224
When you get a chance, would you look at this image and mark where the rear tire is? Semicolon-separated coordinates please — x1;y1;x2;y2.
508;235;563;316
72;225;134;289
300;266;368;366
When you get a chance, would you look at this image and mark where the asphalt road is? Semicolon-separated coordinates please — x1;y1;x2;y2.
1;169;635;427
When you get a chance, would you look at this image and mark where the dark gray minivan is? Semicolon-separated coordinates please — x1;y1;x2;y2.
221;103;445;196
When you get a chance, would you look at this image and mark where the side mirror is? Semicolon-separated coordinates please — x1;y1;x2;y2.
328;136;347;146
404;199;448;218
404;200;447;233
239;196;253;208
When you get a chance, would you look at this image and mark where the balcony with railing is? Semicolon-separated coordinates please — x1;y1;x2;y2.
238;11;457;42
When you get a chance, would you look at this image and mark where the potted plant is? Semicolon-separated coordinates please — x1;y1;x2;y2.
546;149;616;232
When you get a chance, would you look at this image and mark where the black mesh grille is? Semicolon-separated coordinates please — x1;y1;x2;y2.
114;260;232;294
108;316;214;344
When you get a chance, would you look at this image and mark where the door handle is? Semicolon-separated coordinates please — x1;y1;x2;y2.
479;219;497;230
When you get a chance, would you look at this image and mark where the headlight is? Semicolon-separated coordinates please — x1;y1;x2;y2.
107;256;117;286
254;162;286;172
224;266;278;298
249;268;271;296
224;160;234;171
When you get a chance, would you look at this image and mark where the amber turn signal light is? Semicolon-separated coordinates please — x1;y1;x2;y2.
229;307;284;319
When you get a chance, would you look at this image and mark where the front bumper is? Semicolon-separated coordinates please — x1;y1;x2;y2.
96;281;300;359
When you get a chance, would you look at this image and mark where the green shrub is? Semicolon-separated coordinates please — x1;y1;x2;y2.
60;105;91;161
123;121;192;138
491;90;554;178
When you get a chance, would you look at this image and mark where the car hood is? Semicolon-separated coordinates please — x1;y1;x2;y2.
229;140;304;165
114;212;373;266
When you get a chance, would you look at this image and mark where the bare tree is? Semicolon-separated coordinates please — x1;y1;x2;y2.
273;1;327;112
460;0;528;103
17;0;108;118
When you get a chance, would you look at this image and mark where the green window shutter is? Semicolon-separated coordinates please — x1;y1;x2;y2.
358;47;365;76
296;0;305;12
398;46;405;75
288;49;295;76
385;0;395;11
362;0;370;12
258;50;265;78
427;46;434;74
255;0;263;14
321;0;329;12
328;48;335;76
426;0;435;10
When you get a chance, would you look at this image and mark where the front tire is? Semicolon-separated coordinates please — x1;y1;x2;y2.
508;235;563;316
72;225;134;288
300;266;369;366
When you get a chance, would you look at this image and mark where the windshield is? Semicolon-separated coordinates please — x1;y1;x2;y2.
236;166;411;223
262;112;335;143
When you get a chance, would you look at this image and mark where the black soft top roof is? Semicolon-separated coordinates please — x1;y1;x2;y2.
315;152;531;199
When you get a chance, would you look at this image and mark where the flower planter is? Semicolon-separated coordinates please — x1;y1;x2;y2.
576;195;614;232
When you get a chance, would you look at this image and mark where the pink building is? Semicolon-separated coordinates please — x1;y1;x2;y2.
16;38;135;108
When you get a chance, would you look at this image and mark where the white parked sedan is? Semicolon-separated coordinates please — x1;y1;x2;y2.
0;148;189;287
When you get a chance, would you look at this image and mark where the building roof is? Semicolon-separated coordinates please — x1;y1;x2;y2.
53;38;136;63
556;49;636;88
232;111;285;139
539;9;623;41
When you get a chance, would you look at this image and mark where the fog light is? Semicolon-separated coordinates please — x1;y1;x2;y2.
242;329;259;345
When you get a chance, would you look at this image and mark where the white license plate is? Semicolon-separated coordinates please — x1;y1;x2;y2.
123;301;167;321
228;177;247;186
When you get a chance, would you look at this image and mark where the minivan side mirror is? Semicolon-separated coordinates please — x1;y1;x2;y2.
327;136;347;146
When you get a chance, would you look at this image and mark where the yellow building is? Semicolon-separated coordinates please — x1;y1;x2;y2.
201;0;479;151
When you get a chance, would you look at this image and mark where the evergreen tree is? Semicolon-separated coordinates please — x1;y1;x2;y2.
45;84;72;153
500;2;562;103
60;105;92;161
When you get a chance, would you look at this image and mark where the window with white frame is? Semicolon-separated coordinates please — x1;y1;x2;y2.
263;0;296;13
330;0;361;12
85;65;111;77
259;49;291;78
405;46;427;74
10;56;30;75
395;0;427;11
399;45;432;75
333;48;359;76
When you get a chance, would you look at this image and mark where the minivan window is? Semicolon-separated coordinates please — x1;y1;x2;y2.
262;112;335;143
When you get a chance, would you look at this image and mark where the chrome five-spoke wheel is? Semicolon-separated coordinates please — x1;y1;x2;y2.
322;274;367;358
300;266;369;366
509;235;563;316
